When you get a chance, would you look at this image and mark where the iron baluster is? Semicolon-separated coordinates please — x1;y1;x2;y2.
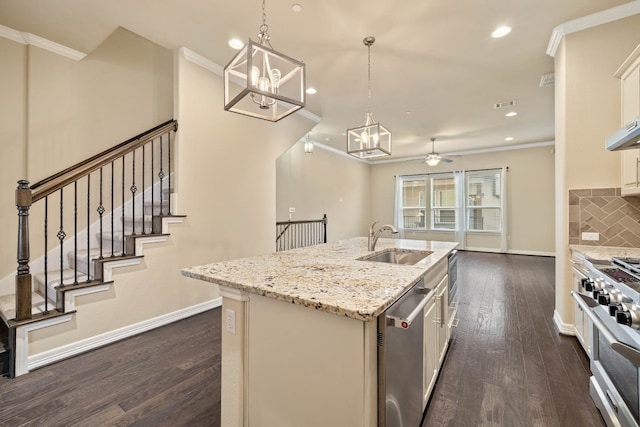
111;161;115;257
142;144;145;234
159;134;165;217
44;196;49;314
151;138;155;218
131;149;137;236
86;174;91;282
58;188;66;288
121;155;125;255
98;168;104;259
73;180;78;285
167;131;172;215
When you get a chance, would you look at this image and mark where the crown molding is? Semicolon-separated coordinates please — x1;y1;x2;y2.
179;46;321;123
179;47;223;75
371;140;555;165
0;24;86;61
547;1;640;57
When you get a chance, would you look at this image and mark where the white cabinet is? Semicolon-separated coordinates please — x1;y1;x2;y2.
423;296;438;408
423;272;450;408
617;44;640;196
436;275;449;364
572;265;592;358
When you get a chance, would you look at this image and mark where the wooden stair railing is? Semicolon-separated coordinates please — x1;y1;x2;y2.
276;214;327;252
13;119;178;323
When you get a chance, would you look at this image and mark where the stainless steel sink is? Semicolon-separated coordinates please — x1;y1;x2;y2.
358;249;433;265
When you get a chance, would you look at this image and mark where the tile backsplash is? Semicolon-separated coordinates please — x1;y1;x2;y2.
569;188;640;247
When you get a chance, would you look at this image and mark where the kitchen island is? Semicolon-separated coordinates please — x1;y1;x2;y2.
182;237;458;427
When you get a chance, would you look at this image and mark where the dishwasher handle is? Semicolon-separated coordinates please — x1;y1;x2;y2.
387;289;434;329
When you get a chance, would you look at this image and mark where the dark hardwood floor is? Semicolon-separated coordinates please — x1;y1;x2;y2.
0;251;604;426
0;309;221;426
422;252;605;427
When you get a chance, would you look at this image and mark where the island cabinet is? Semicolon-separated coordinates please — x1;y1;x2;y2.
571;261;592;358
423;273;449;408
617;44;640;196
221;289;378;427
181;237;458;427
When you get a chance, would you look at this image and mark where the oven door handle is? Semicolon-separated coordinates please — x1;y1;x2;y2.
571;291;640;368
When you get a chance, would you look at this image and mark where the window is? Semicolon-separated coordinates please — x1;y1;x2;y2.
466;170;502;232
431;174;456;230
401;178;427;230
395;168;504;235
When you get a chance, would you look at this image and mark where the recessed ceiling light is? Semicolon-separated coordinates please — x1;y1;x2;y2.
405;110;412;115
325;137;332;142
228;38;244;49
292;4;302;12
306;87;317;95
505;111;518;117
505;137;514;141
492;26;512;38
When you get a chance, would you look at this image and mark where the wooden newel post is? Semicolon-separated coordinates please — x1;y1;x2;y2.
16;180;32;321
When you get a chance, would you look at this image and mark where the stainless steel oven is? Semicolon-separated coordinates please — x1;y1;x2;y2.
572;256;640;427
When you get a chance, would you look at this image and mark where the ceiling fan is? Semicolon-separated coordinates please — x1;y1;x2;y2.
423;137;457;166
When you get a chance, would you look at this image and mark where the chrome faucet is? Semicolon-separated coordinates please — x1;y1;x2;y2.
368;221;399;251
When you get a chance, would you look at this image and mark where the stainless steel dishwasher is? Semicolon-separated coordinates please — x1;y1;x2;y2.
377;278;433;427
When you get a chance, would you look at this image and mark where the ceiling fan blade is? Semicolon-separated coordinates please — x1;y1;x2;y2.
441;158;454;163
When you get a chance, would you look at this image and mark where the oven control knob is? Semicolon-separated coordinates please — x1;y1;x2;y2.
584;279;594;292
610;303;624;316
598;293;612;305
617;310;633;327
617;308;640;329
593;290;602;300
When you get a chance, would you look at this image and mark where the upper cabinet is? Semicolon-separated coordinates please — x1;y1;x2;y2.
617;44;640;196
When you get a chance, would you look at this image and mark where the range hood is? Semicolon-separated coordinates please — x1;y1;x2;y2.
606;115;640;151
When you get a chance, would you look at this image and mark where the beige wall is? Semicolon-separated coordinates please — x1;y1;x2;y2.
1;28;314;356
0;28;174;283
0;38;26;280
175;50;315;260
369;145;556;254
276;144;370;241
555;15;640;328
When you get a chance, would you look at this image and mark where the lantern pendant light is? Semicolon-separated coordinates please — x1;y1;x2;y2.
347;36;391;159
223;0;306;122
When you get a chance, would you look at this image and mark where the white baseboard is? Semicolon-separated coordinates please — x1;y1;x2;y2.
507;249;555;257
27;298;222;372
460;247;555;257
553;309;576;336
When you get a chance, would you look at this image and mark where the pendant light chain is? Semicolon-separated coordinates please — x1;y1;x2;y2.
367;41;372;115
258;0;272;48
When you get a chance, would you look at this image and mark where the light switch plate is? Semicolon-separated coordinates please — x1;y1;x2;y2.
225;309;236;335
582;232;599;241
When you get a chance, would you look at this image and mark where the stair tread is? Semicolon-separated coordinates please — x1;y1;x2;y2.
34;269;90;284
0;292;53;321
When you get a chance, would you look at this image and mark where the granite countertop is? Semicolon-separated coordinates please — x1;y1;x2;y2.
182;237;458;321
570;244;640;264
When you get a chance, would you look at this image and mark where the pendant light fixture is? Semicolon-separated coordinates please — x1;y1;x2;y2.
347;36;391;159
223;0;306;122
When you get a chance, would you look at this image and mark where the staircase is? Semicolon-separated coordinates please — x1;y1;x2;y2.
0;319;8;377
0;120;182;378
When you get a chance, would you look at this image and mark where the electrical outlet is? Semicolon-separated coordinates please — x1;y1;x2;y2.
225;309;236;335
582;232;599;241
